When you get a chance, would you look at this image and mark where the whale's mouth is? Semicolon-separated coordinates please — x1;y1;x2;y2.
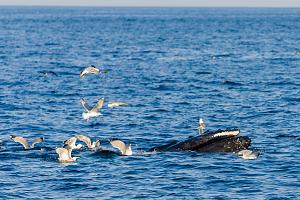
238;136;251;149
211;129;240;138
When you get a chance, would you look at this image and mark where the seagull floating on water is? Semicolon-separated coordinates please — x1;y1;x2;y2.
9;135;44;150
76;134;100;149
80;97;104;121
0;139;3;143
197;118;205;135
108;101;128;108
56;145;78;163
235;149;260;159
80;65;100;77
64;137;83;150
110;139;132;156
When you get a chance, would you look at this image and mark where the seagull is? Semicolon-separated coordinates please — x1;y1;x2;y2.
109;139;132;156
235;149;260;159
76;134;100;149
197;118;205;134
64;137;83;150
9;135;44;150
80;65;100;77
56;145;78;163
0;139;3;143
80;97;104;121
108;101;128;108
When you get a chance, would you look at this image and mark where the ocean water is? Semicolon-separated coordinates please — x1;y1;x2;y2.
0;7;299;199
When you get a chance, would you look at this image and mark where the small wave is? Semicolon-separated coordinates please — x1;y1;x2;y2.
275;134;299;139
143;115;159;120
151;84;175;91
283;97;300;103
44;42;59;46
174;101;191;106
149;108;169;113
38;71;58;77
212;53;234;58
267;81;299;86
195;71;211;75
223;80;243;86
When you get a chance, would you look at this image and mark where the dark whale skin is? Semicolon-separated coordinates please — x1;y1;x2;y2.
148;129;251;152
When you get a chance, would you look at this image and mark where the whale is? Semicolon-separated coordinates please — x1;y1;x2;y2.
148;129;251;152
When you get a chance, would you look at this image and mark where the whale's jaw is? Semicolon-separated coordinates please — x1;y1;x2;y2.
148;129;252;153
194;136;251;152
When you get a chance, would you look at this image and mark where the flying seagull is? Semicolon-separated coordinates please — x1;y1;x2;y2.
108;101;128;108
76;134;100;149
80;65;100;77
80;97;104;121
9;135;44;150
197;118;205;135
56;145;78;163
64;137;83;150
109;139;132;156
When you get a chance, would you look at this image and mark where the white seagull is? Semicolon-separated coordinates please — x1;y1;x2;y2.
56;145;78;163
109;139;132;156
9;135;44;149
197;118;205;134
0;139;3;143
64;137;83;150
80;97;104;121
76;134;100;149
80;65;100;77
108;101;128;108
235;149;260;159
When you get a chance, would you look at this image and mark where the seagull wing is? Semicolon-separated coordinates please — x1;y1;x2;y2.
56;147;71;161
10;135;30;149
76;134;92;148
91;98;104;112
79;67;89;77
31;137;44;148
110;140;126;155
67;147;73;159
80;66;100;77
87;66;100;74
251;150;260;157
64;137;77;147
80;98;92;111
108;101;128;108
235;149;252;155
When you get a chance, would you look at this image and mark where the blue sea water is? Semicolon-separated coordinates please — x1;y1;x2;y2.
0;6;300;199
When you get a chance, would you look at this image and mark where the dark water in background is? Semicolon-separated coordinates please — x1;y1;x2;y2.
0;7;299;199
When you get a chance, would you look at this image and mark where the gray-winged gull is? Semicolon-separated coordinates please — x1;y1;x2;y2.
9;135;44;149
109;139;132;156
235;149;260;159
56;145;78;162
76;134;100;149
64;137;83;150
80;97;104;121
80;65;100;77
197;118;205;135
